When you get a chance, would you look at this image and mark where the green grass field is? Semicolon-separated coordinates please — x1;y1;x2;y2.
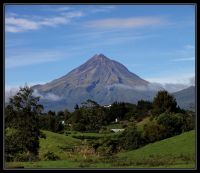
117;130;195;168
5;130;196;169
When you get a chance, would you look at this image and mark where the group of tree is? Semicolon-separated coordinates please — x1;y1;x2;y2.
5;86;195;161
38;109;70;133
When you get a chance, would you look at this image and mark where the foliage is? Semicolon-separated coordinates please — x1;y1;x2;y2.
43;151;60;161
95;137;121;156
152;90;178;116
119;122;143;150
5;130;195;168
5;85;43;161
143;121;167;143
70;100;108;132
135;100;152;121
157;112;195;137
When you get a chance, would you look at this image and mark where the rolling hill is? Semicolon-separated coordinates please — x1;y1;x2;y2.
6;130;195;168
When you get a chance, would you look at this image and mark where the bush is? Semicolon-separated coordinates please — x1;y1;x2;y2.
143;121;167;143
43;151;60;161
72;123;86;132
99;126;111;134
96;138;120;156
72;135;100;140
39;131;46;139
14;152;37;162
157;112;184;137
119;123;143;150
152;90;177;116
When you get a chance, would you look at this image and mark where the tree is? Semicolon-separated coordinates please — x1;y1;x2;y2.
5;85;43;161
81;99;99;109
119;122;143;150
108;102;127;122
152;90;177;116
135;100;152;121
143;121;167;143
74;104;79;110
157;112;184;137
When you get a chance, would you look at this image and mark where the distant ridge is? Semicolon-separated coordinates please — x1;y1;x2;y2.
172;86;195;111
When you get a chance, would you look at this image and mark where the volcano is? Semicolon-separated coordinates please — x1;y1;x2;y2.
32;54;161;111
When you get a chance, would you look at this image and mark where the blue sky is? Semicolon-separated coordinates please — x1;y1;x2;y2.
5;4;195;92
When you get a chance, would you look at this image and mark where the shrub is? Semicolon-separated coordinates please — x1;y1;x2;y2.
75;145;95;159
43;151;60;161
14;152;37;162
99;126;111;134
72;123;86;132
143;121;167;143
72;135;100;140
39;131;46;139
157;112;185;137
119;123;143;150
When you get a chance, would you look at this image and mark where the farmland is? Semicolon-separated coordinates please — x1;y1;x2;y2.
5;130;195;169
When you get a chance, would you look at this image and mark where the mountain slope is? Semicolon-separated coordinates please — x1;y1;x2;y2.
172;86;195;111
32;54;161;111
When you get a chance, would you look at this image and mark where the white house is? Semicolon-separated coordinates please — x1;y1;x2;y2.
103;104;111;108
110;129;125;133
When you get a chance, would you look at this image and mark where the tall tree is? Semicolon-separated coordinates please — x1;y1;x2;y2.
152;90;177;116
5;85;43;161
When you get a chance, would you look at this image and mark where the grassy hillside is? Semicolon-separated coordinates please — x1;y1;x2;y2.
39;130;82;160
117;130;196;168
5;130;195;168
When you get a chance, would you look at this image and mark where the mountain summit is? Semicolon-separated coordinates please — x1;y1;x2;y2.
32;54;159;111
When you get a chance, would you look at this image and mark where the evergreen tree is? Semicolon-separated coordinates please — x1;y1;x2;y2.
152;90;177;116
5;85;43;161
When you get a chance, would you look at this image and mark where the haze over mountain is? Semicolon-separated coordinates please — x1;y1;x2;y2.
31;54;194;112
172;86;195;111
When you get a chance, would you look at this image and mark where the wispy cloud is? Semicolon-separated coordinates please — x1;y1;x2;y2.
85;17;163;29
5;85;20;102
171;57;195;62
5;11;84;33
5;50;66;68
5;17;39;32
90;5;116;13
146;75;195;92
48;6;73;12
146;74;195;85
184;44;195;49
5;85;62;102
33;89;63;101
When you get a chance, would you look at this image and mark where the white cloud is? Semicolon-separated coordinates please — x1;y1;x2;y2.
5;50;65;68
5;11;84;33
5;17;39;32
90;5;116;13
5;86;20;102
162;83;190;93
184;44;195;49
52;6;73;12
5;85;62;102
85;17;163;29
44;93;62;101
144;74;195;93
33;89;62;101
146;74;195;84
171;57;195;62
